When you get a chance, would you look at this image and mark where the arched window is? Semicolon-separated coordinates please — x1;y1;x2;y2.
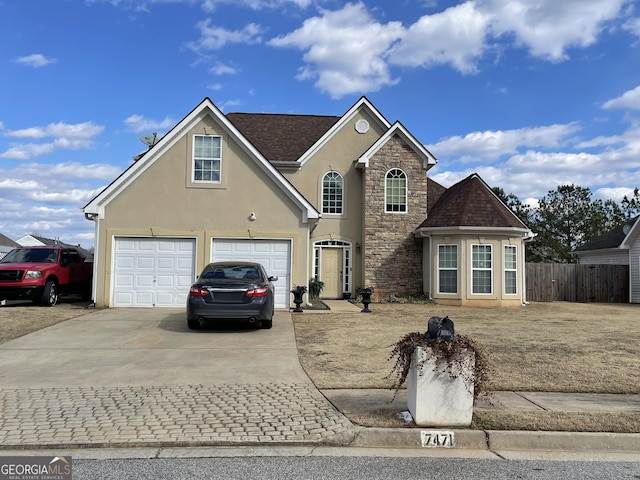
322;171;343;214
385;168;407;212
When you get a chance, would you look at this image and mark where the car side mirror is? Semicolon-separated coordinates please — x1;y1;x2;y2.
269;276;278;282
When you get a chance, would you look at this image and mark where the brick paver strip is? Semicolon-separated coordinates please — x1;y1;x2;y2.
0;383;355;448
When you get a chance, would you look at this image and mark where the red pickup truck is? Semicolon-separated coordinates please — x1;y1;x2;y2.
0;246;93;307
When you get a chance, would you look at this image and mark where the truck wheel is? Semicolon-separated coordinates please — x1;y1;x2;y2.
40;281;58;307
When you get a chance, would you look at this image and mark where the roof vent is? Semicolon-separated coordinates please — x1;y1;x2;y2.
623;224;631;235
355;119;369;134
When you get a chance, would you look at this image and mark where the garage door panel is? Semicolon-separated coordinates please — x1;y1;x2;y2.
113;238;195;307
137;257;155;269
212;239;291;308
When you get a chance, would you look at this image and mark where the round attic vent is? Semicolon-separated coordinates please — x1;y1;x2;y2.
355;119;369;134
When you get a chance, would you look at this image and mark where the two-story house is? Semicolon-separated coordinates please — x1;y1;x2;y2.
84;97;531;309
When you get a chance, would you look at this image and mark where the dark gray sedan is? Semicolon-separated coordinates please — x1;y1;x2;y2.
187;262;277;330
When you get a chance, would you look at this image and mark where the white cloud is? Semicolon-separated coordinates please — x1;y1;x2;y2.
5;122;103;140
0;122;104;160
388;2;490;74
216;99;241;111
429;119;640;203
269;2;403;98
427;123;580;162
482;0;627;61
13;53;57;68
123;114;175;133
209;62;237;75
622;15;640;36
86;0;311;12
187;19;264;51
266;0;632;97
602;84;640;110
0;143;55;160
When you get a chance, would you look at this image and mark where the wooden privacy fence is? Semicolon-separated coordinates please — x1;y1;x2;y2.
525;263;629;303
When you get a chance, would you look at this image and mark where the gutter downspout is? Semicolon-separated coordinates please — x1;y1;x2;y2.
84;213;99;307
522;231;536;306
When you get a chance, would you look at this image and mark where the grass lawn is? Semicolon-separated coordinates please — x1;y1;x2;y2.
293;301;640;432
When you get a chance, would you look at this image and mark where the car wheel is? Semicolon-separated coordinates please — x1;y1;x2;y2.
262;319;272;329
40;281;58;307
187;317;201;330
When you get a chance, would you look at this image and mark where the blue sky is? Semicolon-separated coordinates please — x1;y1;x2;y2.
1;0;639;249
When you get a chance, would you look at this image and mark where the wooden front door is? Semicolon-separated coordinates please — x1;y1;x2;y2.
321;248;342;299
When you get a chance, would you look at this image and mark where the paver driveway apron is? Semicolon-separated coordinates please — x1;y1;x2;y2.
0;309;354;447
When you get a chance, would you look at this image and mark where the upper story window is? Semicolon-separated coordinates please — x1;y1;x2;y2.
322;171;343;214
385;168;407;213
193;135;221;183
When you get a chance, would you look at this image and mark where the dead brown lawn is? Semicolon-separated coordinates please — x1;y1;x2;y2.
0;299;92;344
293;301;640;432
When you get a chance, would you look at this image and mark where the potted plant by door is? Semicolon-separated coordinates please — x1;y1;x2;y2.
290;285;307;313
308;277;324;300
387;319;491;427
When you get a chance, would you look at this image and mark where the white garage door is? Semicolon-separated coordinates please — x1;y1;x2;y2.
113;237;196;307
211;239;291;308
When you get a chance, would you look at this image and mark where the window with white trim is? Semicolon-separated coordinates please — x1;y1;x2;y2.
193;135;221;183
504;245;517;294
438;245;458;294
322;171;343;214
472;244;492;294
385;169;407;212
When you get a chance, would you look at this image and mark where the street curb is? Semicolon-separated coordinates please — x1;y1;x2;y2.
349;427;640;452
349;427;487;449
487;430;640;452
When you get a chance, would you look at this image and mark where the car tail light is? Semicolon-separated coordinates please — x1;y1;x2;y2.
189;286;209;297
246;286;268;297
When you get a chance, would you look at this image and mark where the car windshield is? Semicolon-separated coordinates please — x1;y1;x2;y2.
200;265;261;282
0;248;59;263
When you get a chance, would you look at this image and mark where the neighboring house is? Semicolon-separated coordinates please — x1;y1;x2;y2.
573;216;640;303
16;234;93;261
84;97;532;309
0;233;20;260
17;234;66;247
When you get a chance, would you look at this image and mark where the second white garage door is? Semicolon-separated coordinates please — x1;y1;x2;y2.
211;239;291;308
113;237;196;307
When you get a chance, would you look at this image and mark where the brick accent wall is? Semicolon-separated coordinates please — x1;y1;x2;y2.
363;135;427;298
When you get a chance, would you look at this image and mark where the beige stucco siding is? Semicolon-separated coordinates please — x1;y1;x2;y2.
92;115;310;307
281;109;386;291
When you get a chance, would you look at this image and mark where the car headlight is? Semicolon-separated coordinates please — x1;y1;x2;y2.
25;270;43;279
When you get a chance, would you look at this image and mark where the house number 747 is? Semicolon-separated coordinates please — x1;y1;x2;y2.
421;430;455;448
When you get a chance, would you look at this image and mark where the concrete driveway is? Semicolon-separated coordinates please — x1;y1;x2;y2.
0;308;308;387
0;308;354;447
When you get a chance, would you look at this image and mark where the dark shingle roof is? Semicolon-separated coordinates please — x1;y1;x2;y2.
427;177;447;213
226;113;341;163
574;216;639;252
419;173;527;229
